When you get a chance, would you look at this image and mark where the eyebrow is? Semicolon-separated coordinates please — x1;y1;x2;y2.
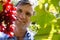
26;12;32;15
17;8;21;11
19;9;22;12
26;10;35;16
17;8;22;12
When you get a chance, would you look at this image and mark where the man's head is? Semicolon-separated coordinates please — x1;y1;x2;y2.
15;0;34;28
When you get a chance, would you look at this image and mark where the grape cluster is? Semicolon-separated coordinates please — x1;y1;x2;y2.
0;0;16;37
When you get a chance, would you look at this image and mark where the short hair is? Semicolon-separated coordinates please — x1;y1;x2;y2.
16;0;35;15
16;0;32;6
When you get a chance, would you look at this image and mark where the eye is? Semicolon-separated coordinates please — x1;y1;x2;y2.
17;9;22;13
26;12;31;17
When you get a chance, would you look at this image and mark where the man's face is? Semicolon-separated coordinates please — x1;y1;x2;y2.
15;4;33;28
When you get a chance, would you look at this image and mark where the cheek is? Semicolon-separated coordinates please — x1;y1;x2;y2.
16;13;19;16
25;19;30;27
16;13;21;19
26;17;30;23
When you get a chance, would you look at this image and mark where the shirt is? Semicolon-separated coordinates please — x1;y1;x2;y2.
0;31;34;40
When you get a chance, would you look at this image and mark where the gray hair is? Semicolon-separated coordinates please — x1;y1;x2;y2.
15;0;32;6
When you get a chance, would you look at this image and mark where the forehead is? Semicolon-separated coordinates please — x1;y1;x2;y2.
17;4;33;14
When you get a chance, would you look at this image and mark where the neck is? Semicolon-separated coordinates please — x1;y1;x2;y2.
14;26;27;38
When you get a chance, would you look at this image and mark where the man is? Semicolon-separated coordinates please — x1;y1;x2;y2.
14;0;34;40
0;0;34;40
0;0;33;40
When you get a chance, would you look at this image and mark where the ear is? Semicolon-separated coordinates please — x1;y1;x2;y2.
33;11;36;16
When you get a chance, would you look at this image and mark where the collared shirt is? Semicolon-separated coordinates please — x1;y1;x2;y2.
0;31;34;40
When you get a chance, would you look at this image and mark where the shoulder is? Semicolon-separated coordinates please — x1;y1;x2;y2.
26;30;35;40
0;32;9;38
27;30;35;37
0;32;9;40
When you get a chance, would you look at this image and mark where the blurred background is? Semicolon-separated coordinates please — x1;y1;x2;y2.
0;0;60;40
30;0;60;40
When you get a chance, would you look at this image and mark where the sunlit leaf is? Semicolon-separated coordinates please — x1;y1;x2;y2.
0;4;3;11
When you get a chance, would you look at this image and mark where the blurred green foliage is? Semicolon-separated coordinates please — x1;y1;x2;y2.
30;0;60;40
